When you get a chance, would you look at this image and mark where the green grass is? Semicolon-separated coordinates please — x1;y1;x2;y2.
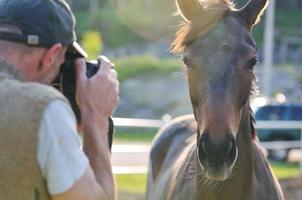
116;174;147;194
113;127;158;143
271;162;300;179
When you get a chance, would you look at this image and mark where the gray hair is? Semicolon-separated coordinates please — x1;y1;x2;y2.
0;58;23;80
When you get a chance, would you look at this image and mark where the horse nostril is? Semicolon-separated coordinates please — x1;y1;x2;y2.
198;140;209;167
226;141;233;155
201;140;207;154
226;138;237;164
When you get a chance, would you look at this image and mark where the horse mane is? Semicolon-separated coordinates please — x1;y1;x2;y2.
250;108;256;139
245;67;259;139
171;0;235;53
249;76;258;139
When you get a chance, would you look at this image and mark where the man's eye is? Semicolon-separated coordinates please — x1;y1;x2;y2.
246;57;258;70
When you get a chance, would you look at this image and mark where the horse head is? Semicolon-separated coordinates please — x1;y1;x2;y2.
173;0;268;181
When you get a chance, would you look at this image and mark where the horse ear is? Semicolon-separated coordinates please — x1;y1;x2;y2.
238;0;268;30
176;0;203;21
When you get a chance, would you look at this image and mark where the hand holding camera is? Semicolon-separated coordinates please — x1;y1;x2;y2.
75;56;119;127
52;53;119;150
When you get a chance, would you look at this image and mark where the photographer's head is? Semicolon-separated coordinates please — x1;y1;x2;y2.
0;0;86;83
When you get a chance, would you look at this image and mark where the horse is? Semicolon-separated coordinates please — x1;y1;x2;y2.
146;0;284;199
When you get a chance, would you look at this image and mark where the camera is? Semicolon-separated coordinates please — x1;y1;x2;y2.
52;52;114;150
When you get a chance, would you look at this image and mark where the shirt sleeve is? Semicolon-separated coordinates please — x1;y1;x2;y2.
37;100;89;195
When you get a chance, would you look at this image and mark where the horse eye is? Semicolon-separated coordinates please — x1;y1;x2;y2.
182;56;192;68
246;57;258;70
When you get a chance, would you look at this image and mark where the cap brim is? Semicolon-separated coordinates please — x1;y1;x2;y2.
68;41;88;58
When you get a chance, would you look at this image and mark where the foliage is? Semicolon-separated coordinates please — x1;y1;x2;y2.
113;55;181;81
71;0;302;49
81;30;102;59
275;8;302;36
73;11;90;39
72;3;145;48
86;3;146;48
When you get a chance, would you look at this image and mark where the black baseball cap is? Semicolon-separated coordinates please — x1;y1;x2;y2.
0;0;87;57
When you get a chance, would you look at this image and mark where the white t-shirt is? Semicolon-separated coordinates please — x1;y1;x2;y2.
37;100;89;195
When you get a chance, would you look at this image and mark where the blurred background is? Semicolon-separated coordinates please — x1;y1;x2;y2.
67;0;302;199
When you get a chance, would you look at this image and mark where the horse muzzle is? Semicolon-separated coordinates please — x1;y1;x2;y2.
197;132;238;181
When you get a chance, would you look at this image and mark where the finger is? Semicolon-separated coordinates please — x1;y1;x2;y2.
110;69;118;79
97;56;114;74
75;58;87;83
97;55;111;64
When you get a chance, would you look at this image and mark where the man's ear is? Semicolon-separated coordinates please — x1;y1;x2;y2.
40;43;62;71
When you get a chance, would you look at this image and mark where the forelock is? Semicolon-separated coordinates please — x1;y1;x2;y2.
171;0;235;53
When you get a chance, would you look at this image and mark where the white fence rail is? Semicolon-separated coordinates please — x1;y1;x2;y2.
113;117;164;128
256;121;302;130
256;121;302;150
113;117;302;150
113;117;302;132
261;141;301;150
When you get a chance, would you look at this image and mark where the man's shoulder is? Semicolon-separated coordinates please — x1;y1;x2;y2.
22;82;63;97
23;82;69;110
0;78;68;107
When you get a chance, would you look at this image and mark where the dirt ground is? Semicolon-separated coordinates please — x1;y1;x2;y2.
280;176;302;200
117;191;144;200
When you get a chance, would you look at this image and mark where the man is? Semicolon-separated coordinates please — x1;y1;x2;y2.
0;0;118;200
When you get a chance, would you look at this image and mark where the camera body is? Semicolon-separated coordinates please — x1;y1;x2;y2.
52;52;98;121
52;52;114;150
